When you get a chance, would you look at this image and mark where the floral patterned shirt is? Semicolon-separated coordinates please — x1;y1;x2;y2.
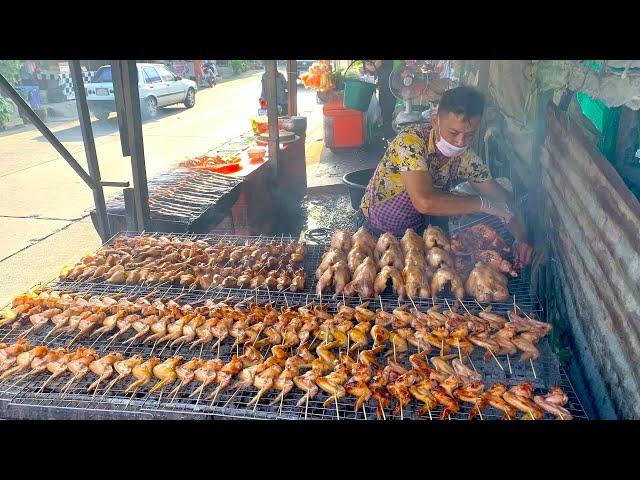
361;124;491;215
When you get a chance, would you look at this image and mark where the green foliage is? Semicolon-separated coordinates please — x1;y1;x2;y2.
0;60;24;85
230;60;248;75
0;97;11;126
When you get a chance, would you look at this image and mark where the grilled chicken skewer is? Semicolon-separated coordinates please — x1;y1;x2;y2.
87;353;124;393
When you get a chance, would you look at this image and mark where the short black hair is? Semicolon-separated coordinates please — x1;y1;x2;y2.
438;86;485;120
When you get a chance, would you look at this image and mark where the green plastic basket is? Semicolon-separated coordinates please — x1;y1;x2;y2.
343;78;376;112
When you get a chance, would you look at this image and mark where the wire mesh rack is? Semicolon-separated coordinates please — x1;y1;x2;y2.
0;287;586;421
51;232;323;296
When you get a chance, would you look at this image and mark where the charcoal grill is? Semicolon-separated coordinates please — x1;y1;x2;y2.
0;287;587;421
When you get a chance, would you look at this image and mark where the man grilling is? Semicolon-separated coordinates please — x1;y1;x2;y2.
357;85;533;268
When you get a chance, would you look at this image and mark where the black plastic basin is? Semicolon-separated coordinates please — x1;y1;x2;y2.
343;168;375;210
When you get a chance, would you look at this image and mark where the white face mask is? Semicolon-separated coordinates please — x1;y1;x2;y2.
435;119;469;158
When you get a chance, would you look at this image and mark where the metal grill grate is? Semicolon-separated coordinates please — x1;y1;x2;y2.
52;232;323;296
1;289;585;420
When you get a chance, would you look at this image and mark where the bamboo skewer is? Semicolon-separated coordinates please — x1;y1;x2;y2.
467;355;478;373
530;358;537;379
487;348;504;371
475;400;484;420
334;394;339;420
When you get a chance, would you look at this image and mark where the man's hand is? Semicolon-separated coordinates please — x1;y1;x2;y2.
478;196;514;224
513;240;533;270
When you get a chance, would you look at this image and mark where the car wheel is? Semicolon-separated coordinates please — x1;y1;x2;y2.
184;88;196;108
144;96;158;119
94;110;110;121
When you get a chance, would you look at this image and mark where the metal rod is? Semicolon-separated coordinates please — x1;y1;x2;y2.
70;60;111;243
0;72;95;189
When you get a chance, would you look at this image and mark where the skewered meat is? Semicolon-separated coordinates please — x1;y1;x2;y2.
377;244;404;270
426;247;453;268
507;311;552;337
351;227;376;255
347;243;370;274
343;256;376;298
465;263;509;303
316;248;347;279
424;225;450;251
452;358;482;384
149;356;183;393
375;232;400;261
511;335;541;362
404;248;427;270
330;230;352;251
125;357;161;393
431;385;460;419
0;346;48;383
402;265;431;298
331;261;351;299
431;266;465;299
400;228;425;256
0;339;29;371
87;353;123;393
374;266;406;299
316;364;349;407
503;384;544;420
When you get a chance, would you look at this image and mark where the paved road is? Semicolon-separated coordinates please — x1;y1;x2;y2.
0;72;323;305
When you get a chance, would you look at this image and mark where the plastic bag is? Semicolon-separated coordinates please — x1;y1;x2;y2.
366;92;382;127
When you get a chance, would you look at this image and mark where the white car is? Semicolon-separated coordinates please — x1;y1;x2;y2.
86;63;198;120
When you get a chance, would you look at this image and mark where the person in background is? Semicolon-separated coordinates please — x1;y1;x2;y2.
357;85;533;268
364;60;397;140
260;64;288;115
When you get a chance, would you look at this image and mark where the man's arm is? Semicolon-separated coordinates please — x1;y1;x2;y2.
470;180;527;241
402;170;483;216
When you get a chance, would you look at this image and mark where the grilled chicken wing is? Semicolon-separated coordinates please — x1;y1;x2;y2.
124;357;161;393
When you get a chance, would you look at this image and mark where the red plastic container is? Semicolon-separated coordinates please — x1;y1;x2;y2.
323;100;365;150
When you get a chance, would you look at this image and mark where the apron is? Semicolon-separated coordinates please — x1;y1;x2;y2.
364;132;462;237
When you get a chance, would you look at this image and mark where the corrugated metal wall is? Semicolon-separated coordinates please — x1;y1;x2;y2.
540;103;640;419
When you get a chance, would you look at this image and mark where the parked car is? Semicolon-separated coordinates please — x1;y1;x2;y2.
86;63;198;120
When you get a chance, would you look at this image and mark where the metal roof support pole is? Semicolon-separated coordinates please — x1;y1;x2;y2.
112;60;151;231
265;60;280;178
0;73;95;189
69;60;111;243
287;60;298;117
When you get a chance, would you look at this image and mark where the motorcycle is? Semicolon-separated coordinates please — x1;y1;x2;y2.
202;65;218;87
